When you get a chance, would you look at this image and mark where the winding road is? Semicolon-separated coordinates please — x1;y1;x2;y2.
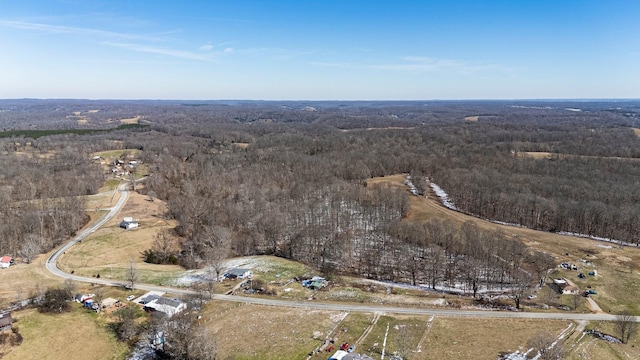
44;184;639;322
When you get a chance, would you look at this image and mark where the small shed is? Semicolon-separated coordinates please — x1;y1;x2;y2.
119;220;139;230
0;312;12;332
0;255;13;269
101;297;119;308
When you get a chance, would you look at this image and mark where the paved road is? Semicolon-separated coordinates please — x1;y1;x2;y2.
44;184;639;323
45;184;129;277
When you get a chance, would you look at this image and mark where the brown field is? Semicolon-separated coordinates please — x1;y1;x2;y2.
632;128;640;138
519;151;640;162
464;115;479;122
203;302;343;359
232;142;250;149
202;303;578;360
340;127;415;132
119;116;141;124
4;307;128;360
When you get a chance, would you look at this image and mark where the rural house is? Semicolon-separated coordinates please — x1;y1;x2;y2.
0;255;13;268
0;312;12;332
553;278;580;295
224;268;252;279
140;295;186;317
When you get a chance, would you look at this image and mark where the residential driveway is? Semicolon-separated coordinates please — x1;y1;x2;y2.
585;296;604;313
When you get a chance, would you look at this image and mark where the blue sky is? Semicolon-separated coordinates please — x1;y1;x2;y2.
1;1;638;100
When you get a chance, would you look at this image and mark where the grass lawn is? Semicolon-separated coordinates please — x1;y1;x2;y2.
202;302;342;360
5;307;129;360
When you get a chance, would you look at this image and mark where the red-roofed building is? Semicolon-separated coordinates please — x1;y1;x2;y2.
0;256;12;269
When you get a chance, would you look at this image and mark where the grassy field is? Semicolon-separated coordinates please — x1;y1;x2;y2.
202;301;342;359
4;307;129;360
58;190;181;286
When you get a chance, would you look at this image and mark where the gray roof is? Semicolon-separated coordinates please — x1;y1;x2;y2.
154;297;183;308
227;268;251;276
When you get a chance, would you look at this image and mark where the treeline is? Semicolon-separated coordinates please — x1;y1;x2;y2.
0;141;99;261
141;129;543;296
2;99;640;287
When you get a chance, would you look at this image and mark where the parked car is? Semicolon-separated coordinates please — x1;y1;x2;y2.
127;295;135;301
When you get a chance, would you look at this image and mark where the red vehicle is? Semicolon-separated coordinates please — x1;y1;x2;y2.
340;343;350;351
326;345;334;352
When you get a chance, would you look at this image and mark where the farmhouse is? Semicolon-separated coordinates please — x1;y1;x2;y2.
553;278;580;295
140;295;186;317
225;268;252;279
0;312;12;332
0;255;12;268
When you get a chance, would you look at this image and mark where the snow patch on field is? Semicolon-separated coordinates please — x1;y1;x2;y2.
173;256;276;286
428;180;458;210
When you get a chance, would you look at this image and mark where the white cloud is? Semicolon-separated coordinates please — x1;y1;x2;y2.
104;42;213;62
310;61;353;68
0;19;165;42
370;56;512;74
199;43;214;51
223;47;234;54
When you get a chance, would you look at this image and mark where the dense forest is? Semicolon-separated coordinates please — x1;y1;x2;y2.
1;99;639;295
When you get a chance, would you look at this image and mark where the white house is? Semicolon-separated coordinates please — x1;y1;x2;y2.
140;295;186;317
225;268;253;279
553;278;580;295
119;219;139;230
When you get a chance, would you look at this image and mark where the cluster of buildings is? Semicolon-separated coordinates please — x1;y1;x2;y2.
73;291;186;317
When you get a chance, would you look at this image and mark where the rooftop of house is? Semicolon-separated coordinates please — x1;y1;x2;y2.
227;268;251;276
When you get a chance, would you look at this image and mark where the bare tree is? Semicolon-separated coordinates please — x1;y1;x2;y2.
93;286;106;311
160;311;217;360
143;229;179;264
614;311;639;344
20;233;42;264
572;293;582;311
526;332;565;360
63;278;77;298
528;250;556;288
126;260;139;290
113;305;142;342
509;271;533;310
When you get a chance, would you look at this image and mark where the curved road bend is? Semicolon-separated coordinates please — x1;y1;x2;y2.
46;184;129;277
45;184;639;323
